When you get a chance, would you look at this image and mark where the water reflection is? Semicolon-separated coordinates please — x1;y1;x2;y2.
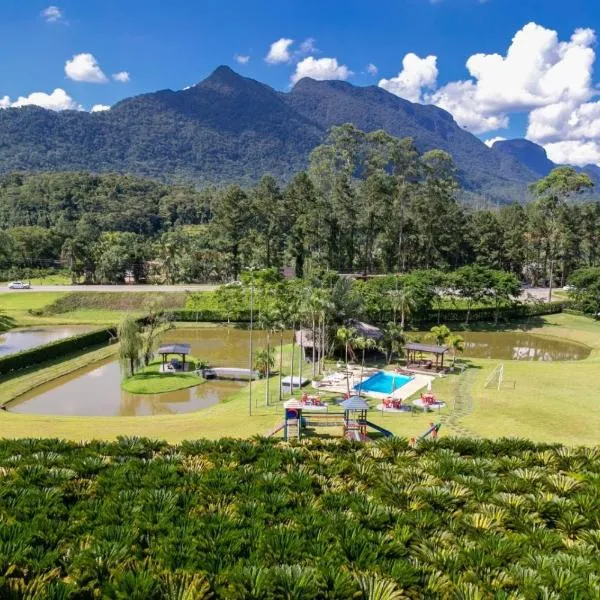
9;327;289;416
459;332;590;361
0;326;95;356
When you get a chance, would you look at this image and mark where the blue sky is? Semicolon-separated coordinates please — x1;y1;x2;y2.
1;0;599;165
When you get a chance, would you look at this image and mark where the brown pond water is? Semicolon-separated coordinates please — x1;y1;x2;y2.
0;325;96;357
458;332;591;361
9;327;291;417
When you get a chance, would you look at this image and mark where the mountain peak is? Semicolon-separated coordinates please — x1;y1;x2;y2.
492;138;555;177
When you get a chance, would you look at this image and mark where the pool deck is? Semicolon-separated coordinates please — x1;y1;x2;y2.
315;368;435;401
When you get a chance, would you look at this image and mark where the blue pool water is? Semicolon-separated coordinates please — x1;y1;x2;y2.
354;371;412;394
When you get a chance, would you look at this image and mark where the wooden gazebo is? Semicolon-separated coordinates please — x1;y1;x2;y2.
404;342;449;370
158;343;191;371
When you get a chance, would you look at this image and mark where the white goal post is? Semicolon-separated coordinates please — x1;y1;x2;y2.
484;363;504;390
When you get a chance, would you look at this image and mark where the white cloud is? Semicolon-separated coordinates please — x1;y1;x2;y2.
291;57;353;84
41;6;63;23
234;54;250;65
91;104;110;112
112;71;130;83
379;53;438;102
0;88;82;111
484;136;506;148
366;63;378;76
65;53;108;83
543;140;600;167
429;80;509;132
265;38;294;64
298;38;317;55
427;23;597;134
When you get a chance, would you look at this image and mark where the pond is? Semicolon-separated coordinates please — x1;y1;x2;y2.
0;326;96;357
8;327;289;417
458;331;591;361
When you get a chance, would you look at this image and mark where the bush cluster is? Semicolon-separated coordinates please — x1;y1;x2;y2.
0;436;598;598
0;327;116;376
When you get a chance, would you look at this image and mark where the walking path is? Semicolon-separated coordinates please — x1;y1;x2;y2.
440;369;479;438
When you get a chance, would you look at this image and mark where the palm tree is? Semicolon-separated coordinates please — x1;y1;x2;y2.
428;324;451;347
448;334;465;366
380;322;406;364
287;297;301;397
336;326;357;395
118;316;143;377
273;306;288;402
254;347;275;379
388;286;416;329
258;308;276;406
355;336;376;397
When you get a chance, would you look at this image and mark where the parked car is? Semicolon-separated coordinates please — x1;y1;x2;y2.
563;285;576;292
7;281;30;289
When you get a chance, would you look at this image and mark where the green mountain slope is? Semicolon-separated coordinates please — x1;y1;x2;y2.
0;66;542;201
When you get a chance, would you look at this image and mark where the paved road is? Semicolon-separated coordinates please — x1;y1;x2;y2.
3;284;219;293
3;284;565;301
519;287;565;302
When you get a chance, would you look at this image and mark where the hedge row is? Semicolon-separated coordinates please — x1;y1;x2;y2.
0;327;117;377
167;300;571;325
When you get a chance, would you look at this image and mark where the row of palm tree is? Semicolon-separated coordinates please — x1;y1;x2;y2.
0;435;598;598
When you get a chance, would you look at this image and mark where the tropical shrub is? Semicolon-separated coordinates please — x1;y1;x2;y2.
0;437;598;598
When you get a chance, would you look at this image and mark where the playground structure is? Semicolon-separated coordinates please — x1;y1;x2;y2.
268;396;394;442
409;422;442;447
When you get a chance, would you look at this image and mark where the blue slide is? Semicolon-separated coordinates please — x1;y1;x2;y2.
364;421;394;438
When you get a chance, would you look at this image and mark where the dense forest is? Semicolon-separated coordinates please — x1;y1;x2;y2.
0;125;598;287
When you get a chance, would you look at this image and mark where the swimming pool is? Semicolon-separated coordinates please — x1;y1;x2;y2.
354;371;412;395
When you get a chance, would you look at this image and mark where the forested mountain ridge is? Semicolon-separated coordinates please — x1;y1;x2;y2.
493;138;600;189
0;66;542;202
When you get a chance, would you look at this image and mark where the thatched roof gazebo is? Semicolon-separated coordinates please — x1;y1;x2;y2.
347;319;383;340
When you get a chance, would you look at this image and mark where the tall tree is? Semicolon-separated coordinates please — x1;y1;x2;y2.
530;167;593;301
118;316;143;377
212;185;250;279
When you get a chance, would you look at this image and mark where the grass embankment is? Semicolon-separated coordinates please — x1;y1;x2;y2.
0;291;189;326
122;358;203;394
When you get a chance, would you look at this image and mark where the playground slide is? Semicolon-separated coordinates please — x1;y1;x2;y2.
344;429;369;442
418;423;441;441
364;421;394;438
265;422;285;438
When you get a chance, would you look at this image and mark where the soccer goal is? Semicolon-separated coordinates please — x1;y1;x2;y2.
484;363;504;390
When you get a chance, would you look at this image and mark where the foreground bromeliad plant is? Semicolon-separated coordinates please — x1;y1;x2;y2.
0;436;599;598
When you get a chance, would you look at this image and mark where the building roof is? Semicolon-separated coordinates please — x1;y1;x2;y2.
295;329;322;349
157;343;191;355
404;342;449;355
347;319;383;340
341;396;370;410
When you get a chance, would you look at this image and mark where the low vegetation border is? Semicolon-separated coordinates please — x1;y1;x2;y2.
168;300;571;325
0;327;117;377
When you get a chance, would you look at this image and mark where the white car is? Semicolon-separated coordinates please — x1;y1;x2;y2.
7;281;31;290
562;285;575;292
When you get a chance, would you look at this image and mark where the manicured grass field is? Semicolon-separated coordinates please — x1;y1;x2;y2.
0;313;598;445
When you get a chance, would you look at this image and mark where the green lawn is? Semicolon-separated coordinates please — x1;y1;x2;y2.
0;313;599;444
121;358;203;394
